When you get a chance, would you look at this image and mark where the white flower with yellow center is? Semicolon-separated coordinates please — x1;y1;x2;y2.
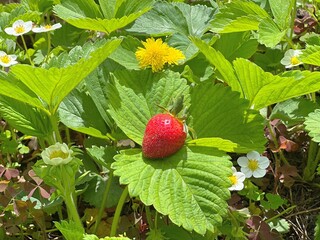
280;49;303;68
41;142;73;166
4;20;33;36
32;23;62;33
0;51;18;67
237;151;269;178
228;167;246;191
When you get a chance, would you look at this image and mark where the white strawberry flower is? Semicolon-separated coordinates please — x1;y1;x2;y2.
228;167;246;191
237;151;270;178
32;23;62;33
4;20;33;36
41;142;73;166
0;51;18;67
280;49;303;68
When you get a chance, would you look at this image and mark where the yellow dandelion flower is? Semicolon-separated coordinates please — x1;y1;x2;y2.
165;47;185;65
135;38;185;72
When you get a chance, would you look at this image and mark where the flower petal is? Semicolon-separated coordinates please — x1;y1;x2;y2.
258;156;270;168
252;168;267;178
237;156;248;167
247;151;260;160
234;172;246;182
240;167;253;178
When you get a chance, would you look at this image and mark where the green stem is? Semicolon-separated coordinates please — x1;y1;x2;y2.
145;206;154;229
110;186;129;237
303;141;320;181
65;125;71;144
289;0;297;44
63;190;83;229
265;205;296;223
49;113;62;144
93;171;114;234
20;35;34;66
47;32;51;55
60;165;83;229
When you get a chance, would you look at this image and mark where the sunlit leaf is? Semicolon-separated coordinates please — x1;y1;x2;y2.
189;83;265;152
58;89;110;139
107;70;190;144
10;39;121;114
53;0;152;34
210;1;268;33
112;146;232;235
191;37;241;93
305;109;320;143
0;96;52;137
258;17;286;48
300;45;320;66
233;58;320;109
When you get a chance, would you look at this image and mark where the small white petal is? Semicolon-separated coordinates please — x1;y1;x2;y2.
233;182;244;191
231;166;237;173
237;156;248;167
240;167;253;178
4;27;15;35
247;151;260;160
12;20;25;28
234;172;246;181
252;168;267;178
258;156;270;168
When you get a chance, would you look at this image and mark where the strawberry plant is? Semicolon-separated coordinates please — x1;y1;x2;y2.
1;0;320;239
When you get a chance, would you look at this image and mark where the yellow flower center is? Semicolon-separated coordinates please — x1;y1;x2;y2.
0;55;10;64
49;150;69;159
247;159;259;171
229;175;237;185
290;56;300;65
44;24;52;30
14;25;25;34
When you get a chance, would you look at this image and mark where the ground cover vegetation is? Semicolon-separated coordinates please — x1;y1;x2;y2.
1;0;320;239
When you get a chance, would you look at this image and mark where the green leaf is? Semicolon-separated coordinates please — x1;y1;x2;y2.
58;89;110;139
53;0;151;34
107;70;190;144
108;36;140;70
270;98;318;127
10;39;121;114
269;0;293;29
269;219;290;233
305;109;320;143
214;32;258;62
85;65;114;128
210;1;268;33
260;193;287;210
187;138;239;153
54;220;84;240
86;145;117;169
257;17;286;48
191;37;241;93
83;234;131;240
128;2;214;37
0;71;46;112
233;58;320;109
56;0;103;18
112;146;232;235
0;96;52;137
189;83;265;152
300;45;320;66
83;174;123;208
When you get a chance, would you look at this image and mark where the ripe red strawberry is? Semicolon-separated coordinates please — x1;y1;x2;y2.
142;113;187;159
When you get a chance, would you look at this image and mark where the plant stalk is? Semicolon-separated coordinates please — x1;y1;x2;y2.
93;171;114;234
110;186;128;237
21;35;34;66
